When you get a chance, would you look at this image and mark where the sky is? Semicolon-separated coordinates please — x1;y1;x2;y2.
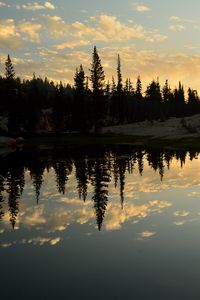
1;0;200;91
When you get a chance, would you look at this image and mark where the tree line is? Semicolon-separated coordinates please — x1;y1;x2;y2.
1;47;200;136
0;145;197;230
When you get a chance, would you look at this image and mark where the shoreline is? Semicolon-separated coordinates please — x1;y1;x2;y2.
22;133;200;151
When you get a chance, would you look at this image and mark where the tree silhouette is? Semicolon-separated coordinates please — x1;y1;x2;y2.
116;54;125;123
145;79;162;120
53;159;72;195
53;82;66;134
29;158;45;204
1;49;200;136
92;158;110;230
73;65;87;131
0;174;5;221
7;167;24;229
5;54;15;80
75;158;88;201
173;82;185;117
187;88;200;115
135;76;142;100
90;46;105;133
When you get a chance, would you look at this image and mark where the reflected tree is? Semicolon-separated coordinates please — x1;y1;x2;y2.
75;158;88;201
91;158;111;230
0;174;5;221
7;166;24;229
53;160;73;195
29;159;45;204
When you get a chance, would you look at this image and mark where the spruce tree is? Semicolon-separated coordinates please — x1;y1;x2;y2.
74;65;86;131
90;46;105;96
135;76;142;100
116;54;125;123
90;46;105;133
145;79;162;120
117;54;123;94
5;54;15;80
74;65;85;95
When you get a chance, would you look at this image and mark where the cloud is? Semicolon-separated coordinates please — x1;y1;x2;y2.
174;210;190;217
55;40;90;50
174;221;186;226
42;15;69;37
0;1;6;7
169;24;185;32
0;13;167;53
50;237;61;245
138;231;156;239
18;22;42;42
133;3;151;13
0;1;55;10
169;16;182;22
0;19;23;49
44;1;55;10
187;191;200;197
104;200;171;231
0;18;43;49
23;205;46;226
71;15;167;43
3;45;200;92
20;1;55;11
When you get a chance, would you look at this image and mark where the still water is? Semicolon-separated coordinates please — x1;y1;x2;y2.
1;145;200;299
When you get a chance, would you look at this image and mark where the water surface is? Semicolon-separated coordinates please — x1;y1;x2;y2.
1;145;200;300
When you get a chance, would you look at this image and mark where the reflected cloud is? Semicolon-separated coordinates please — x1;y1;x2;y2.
22;205;46;226
138;231;156;239
1;243;13;248
169;24;185;32
174;221;185;226
104;200;171;231
187;191;200;197
174;210;190;217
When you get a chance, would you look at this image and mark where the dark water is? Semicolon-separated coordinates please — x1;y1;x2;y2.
1;145;200;299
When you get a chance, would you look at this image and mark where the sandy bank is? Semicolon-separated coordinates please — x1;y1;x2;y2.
103;114;200;140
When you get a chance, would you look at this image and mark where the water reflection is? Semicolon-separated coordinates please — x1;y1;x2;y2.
0;145;198;231
2;145;200;300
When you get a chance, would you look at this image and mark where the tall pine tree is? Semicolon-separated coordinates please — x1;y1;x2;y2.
5;54;15;80
90;46;105;133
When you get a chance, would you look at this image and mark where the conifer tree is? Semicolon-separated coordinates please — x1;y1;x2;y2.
90;46;105;133
116;54;125;122
146;79;162;120
5;54;15;80
74;65;85;95
162;80;171;103
187;88;200;115
90;46;105;96
74;65;86;131
117;54;123;94
111;76;116;94
162;80;173;118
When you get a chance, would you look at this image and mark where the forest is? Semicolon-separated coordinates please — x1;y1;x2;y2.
1;46;200;136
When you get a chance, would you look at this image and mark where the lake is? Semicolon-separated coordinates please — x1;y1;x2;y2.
1;144;200;300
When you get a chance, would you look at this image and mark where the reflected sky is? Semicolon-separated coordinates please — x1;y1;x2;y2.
1;146;200;299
